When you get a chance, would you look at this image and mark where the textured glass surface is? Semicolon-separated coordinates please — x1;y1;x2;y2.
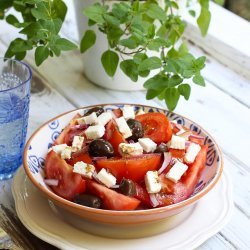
0;58;31;180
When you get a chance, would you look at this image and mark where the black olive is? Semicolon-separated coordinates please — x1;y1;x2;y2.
73;194;102;209
89;139;114;157
84;107;104;117
127;119;144;141
154;143;168;153
119;179;136;196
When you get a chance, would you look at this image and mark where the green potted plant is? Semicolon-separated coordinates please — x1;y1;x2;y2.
0;0;211;111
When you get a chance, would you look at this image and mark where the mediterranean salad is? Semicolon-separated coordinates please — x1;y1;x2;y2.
45;106;207;210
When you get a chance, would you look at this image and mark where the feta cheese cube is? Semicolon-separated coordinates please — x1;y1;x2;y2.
96;168;116;188
115;117;132;138
61;146;72;160
76;112;98;125
51;144;67;154
97;112;112;126
84;125;105;140
165;160;188;183
145;171;161;193
72;136;84;152
73;161;95;179
184;142;201;163
138;138;157;153
170;135;186;150
119;142;143;156
122;106;135;120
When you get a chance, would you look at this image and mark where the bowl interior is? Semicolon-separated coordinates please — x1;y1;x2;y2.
24;104;221;210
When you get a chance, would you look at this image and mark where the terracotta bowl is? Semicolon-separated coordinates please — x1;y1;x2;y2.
23;104;223;238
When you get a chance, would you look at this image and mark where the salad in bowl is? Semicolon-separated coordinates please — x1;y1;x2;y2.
23;104;223;226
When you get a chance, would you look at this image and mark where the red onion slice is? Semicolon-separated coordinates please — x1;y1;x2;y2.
158;152;172;174
149;193;159;208
44;179;59;186
185;141;191;148
111;185;120;189
171;121;183;131
92;171;102;184
92;156;107;161
189;134;204;140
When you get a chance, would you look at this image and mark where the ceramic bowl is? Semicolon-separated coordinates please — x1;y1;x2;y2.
23;104;223;237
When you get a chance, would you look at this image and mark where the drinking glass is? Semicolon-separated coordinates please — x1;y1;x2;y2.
0;58;32;180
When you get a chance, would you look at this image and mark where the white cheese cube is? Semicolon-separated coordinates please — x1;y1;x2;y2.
115;117;132;138
107;110;117;119
119;142;143;156
122;106;135;120
176;128;186;136
84;125;105;140
145;171;161;193
52;144;67;154
138;138;157;153
96;168;116;188
165;161;188;183
72;136;84;152
73;161;95;179
84;112;98;125
76;112;98;125
184;143;201;164
170;135;186;150
97;112;112;126
61;146;72;160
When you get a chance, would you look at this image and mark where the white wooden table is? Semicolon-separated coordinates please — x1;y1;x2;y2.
0;2;250;249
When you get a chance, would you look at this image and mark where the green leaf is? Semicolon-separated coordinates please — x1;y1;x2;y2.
146;89;161;100
107;26;123;44
19;22;42;37
55;38;77;51
101;50;119;77
143;74;168;90
11;39;33;52
146;4;167;21
213;0;225;6
119;37;138;49
193;74;206;86
165;88;180;111
139;70;150;77
188;10;196;17
120;60;138;82
170;1;179;9
197;8;211;36
178;84;191;100
138;57;162;71
133;53;147;65
112;2;130;23
35;46;49;66
194;56;206;70
52;0;67;21
148;38;167;51
6;14;19;27
80;30;96;53
83;3;106;24
168;75;183;87
103;14;120;26
31;2;50;20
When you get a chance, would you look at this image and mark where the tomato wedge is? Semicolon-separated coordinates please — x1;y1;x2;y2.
45;151;86;200
103;120;126;155
54;113;81;145
67;150;93;166
113;108;123;118
95;154;161;183
136;113;172;143
87;180;140;210
182;145;208;195
169;148;185;158
134;183;151;208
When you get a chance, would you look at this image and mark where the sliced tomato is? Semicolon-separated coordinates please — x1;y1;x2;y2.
136;113;172;143
182;145;208;195
54;113;81;145
45;151;86;200
134;183;151;208
189;136;204;146
95;154;161;183
169;148;185;158
67;150;93;165
113;108;123;118
103;120;126;155
87;180;140;210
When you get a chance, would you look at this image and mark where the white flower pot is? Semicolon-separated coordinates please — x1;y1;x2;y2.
74;0;159;91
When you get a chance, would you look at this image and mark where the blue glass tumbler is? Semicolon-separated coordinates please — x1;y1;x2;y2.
0;58;32;180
